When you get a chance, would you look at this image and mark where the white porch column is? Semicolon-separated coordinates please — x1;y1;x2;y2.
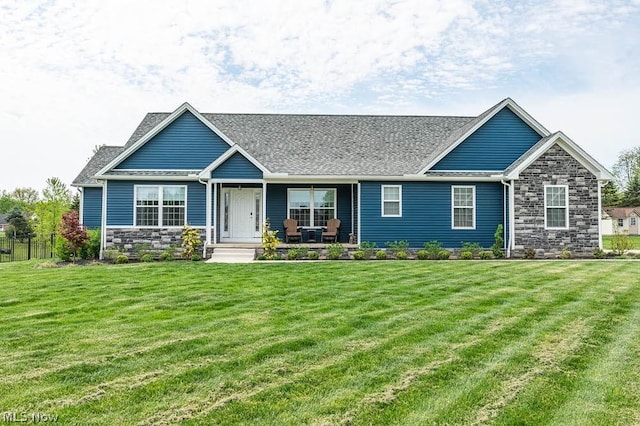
213;181;218;244
262;181;267;232
205;180;212;245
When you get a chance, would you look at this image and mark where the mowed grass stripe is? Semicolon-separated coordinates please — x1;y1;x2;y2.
0;260;638;425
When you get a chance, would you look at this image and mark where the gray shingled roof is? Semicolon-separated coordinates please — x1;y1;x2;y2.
75;103;535;184
72;146;124;186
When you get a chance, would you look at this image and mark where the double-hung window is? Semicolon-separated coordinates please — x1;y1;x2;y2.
544;185;568;229
135;185;186;227
382;185;402;217
288;188;336;227
452;186;475;229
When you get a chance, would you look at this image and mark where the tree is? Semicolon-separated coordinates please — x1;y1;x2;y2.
601;181;622;207
59;210;89;262
4;208;34;241
0;187;39;214
33;177;72;238
612;147;640;190
622;175;640;207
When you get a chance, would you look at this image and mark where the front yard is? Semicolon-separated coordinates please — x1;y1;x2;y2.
1;260;639;424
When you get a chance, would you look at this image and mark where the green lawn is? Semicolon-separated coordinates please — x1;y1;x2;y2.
602;234;640;250
1;260;639;425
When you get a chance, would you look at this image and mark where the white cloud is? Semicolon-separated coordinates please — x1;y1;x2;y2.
0;0;638;191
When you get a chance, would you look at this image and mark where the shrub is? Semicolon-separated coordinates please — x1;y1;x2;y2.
524;247;536;259
459;251;474;260
559;247;572;259
593;247;605;259
359;241;377;258
386;240;410;255
54;236;74;262
423;240;443;259
159;251;174;262
181;224;202;259
134;243;152;260
308;251;319;260
352;250;366;260
438;250;451;260
287;247;308;260
140;253;154;263
460;242;482;257
416;249;429;260
479;251;493;260
492;224;505;258
261;221;281;258
375;250;387;260
103;249;120;261
395;251;408;260
114;254;129;264
611;230;633;256
59;210;89;262
191;254;201;262
327;243;344;260
79;229;100;260
256;254;267;260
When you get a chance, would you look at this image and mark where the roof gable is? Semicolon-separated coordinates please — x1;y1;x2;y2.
97;103;235;175
419;98;550;173
200;145;269;180
504;131;614;180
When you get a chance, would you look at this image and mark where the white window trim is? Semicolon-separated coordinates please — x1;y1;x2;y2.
451;185;476;230
544;184;569;230
133;184;188;228
381;185;402;217
286;188;337;228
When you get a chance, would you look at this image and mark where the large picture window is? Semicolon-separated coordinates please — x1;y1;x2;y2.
135;185;186;227
288;188;336;227
545;185;568;229
452;186;475;229
381;185;402;217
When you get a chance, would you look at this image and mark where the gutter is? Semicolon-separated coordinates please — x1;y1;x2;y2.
501;179;514;258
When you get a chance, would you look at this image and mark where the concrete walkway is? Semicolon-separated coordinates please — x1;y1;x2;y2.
206;248;256;263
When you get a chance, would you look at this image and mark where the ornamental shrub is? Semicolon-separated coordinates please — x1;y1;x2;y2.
416;249;429;260
492;224;505;258
438;250;451;260
140;253;154;263
182;224;202;259
308;251;319;260
261;221;280;258
479;251;493;260
459;251;474;260
79;229;100;260
385;240;410;255
460;242;481;257
395;251;408;260
114;254;129;264
327;243;344;260
359;241;377;258
423;240;443;259
375;250;387;260
352;250;366;260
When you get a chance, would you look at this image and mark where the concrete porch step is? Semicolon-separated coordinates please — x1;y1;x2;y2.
206;248;256;263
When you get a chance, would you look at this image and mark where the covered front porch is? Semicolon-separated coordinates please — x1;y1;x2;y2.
205;181;358;246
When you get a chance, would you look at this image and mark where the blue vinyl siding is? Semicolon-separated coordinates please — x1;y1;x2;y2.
359;181;503;248
211;152;263;179
266;184;353;243
106;181;206;226
82;187;102;229
432;108;543;171
116;111;230;170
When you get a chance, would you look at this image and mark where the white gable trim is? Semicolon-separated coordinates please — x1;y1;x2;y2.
97;102;236;176
505;132;614;180
198;145;270;179
418;98;551;174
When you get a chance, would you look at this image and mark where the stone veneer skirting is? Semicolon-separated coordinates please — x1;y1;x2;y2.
513;144;600;258
105;227;206;258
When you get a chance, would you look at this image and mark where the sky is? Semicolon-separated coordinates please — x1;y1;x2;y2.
1;0;639;193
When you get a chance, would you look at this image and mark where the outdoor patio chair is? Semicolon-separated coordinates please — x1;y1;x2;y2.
283;219;302;243
322;218;341;243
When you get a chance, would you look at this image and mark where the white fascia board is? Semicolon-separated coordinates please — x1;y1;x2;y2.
418;98;552;174
71;183;103;188
264;174;504;183
505;132;614;180
198;145;270;179
97;102;236;176
93;174;200;181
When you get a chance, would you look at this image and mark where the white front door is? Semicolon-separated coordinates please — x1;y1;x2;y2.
220;188;262;242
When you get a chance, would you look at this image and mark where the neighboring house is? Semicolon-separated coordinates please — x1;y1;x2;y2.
603;207;640;235
0;214;7;232
72;98;613;258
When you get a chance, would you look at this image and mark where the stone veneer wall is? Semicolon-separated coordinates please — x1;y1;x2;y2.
513;144;600;258
105;228;206;259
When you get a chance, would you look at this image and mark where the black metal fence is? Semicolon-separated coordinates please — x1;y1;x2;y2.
0;234;56;263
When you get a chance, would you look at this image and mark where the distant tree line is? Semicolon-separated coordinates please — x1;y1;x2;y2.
1;177;78;240
604;147;640;207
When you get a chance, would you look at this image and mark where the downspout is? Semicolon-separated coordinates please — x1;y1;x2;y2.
198;176;209;258
99;180;107;260
597;181;604;250
501;179;513;258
